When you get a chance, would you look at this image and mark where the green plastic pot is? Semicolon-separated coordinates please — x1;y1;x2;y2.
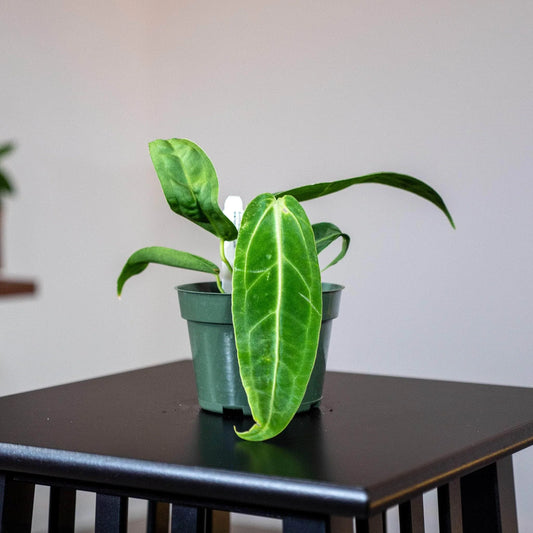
176;281;343;415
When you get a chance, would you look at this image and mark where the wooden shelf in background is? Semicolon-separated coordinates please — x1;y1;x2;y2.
0;278;37;297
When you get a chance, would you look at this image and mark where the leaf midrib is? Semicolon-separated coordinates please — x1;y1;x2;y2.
269;200;283;420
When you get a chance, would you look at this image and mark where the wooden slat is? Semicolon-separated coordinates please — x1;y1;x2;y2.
356;512;386;533
210;510;230;532
95;493;128;533
496;456;519;533
438;479;463;533
461;458;518;533
329;515;355;532
49;486;76;533
283;515;328;533
171;505;207;533
0;474;35;533
147;501;170;533
399;495;424;533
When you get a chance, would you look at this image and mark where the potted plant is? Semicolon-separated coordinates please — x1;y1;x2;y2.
0;142;16;270
118;138;454;441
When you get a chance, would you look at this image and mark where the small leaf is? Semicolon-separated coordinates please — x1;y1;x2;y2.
0;171;14;195
117;246;219;296
0;143;15;196
0;143;15;158
149;139;238;240
232;194;322;441
312;222;350;271
276;172;455;229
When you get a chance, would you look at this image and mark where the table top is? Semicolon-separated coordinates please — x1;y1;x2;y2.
0;360;532;518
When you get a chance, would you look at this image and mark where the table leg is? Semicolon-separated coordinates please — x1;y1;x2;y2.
0;474;35;533
460;456;518;533
399;495;425;533
49;486;76;533
95;493;128;533
355;512;386;533
438;478;463;533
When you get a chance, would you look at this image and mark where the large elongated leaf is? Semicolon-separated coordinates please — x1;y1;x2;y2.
149;139;238;240
232;193;322;441
117;246;219;296
276;172;455;228
312;222;350;271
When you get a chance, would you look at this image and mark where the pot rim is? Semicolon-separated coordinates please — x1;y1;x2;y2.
176;281;345;295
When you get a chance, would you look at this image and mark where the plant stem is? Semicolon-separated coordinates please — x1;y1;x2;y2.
215;272;224;293
219;239;233;274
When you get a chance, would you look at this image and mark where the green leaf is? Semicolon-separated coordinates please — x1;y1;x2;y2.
312;222;350;271
276;172;455;229
148;138;238;240
117;246;219;296
232;193;322;441
0;171;14;196
0;143;15;197
0;142;15;159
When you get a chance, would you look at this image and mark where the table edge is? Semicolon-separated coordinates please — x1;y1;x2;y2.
367;426;533;513
0;442;370;517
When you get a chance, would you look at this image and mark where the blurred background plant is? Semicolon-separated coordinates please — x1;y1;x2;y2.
0;142;15;202
0;141;15;270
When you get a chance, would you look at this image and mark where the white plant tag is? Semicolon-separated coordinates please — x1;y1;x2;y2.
221;195;244;292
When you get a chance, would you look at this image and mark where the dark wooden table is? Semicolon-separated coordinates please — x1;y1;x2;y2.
0;360;532;532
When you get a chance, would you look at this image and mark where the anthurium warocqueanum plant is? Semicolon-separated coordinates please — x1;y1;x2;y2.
117;138;455;441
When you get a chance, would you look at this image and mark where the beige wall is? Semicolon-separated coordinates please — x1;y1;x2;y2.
1;1;532;530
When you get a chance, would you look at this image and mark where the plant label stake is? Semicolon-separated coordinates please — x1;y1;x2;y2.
221;195;243;293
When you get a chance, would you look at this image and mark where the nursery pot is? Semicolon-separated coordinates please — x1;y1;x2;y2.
176;281;343;415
